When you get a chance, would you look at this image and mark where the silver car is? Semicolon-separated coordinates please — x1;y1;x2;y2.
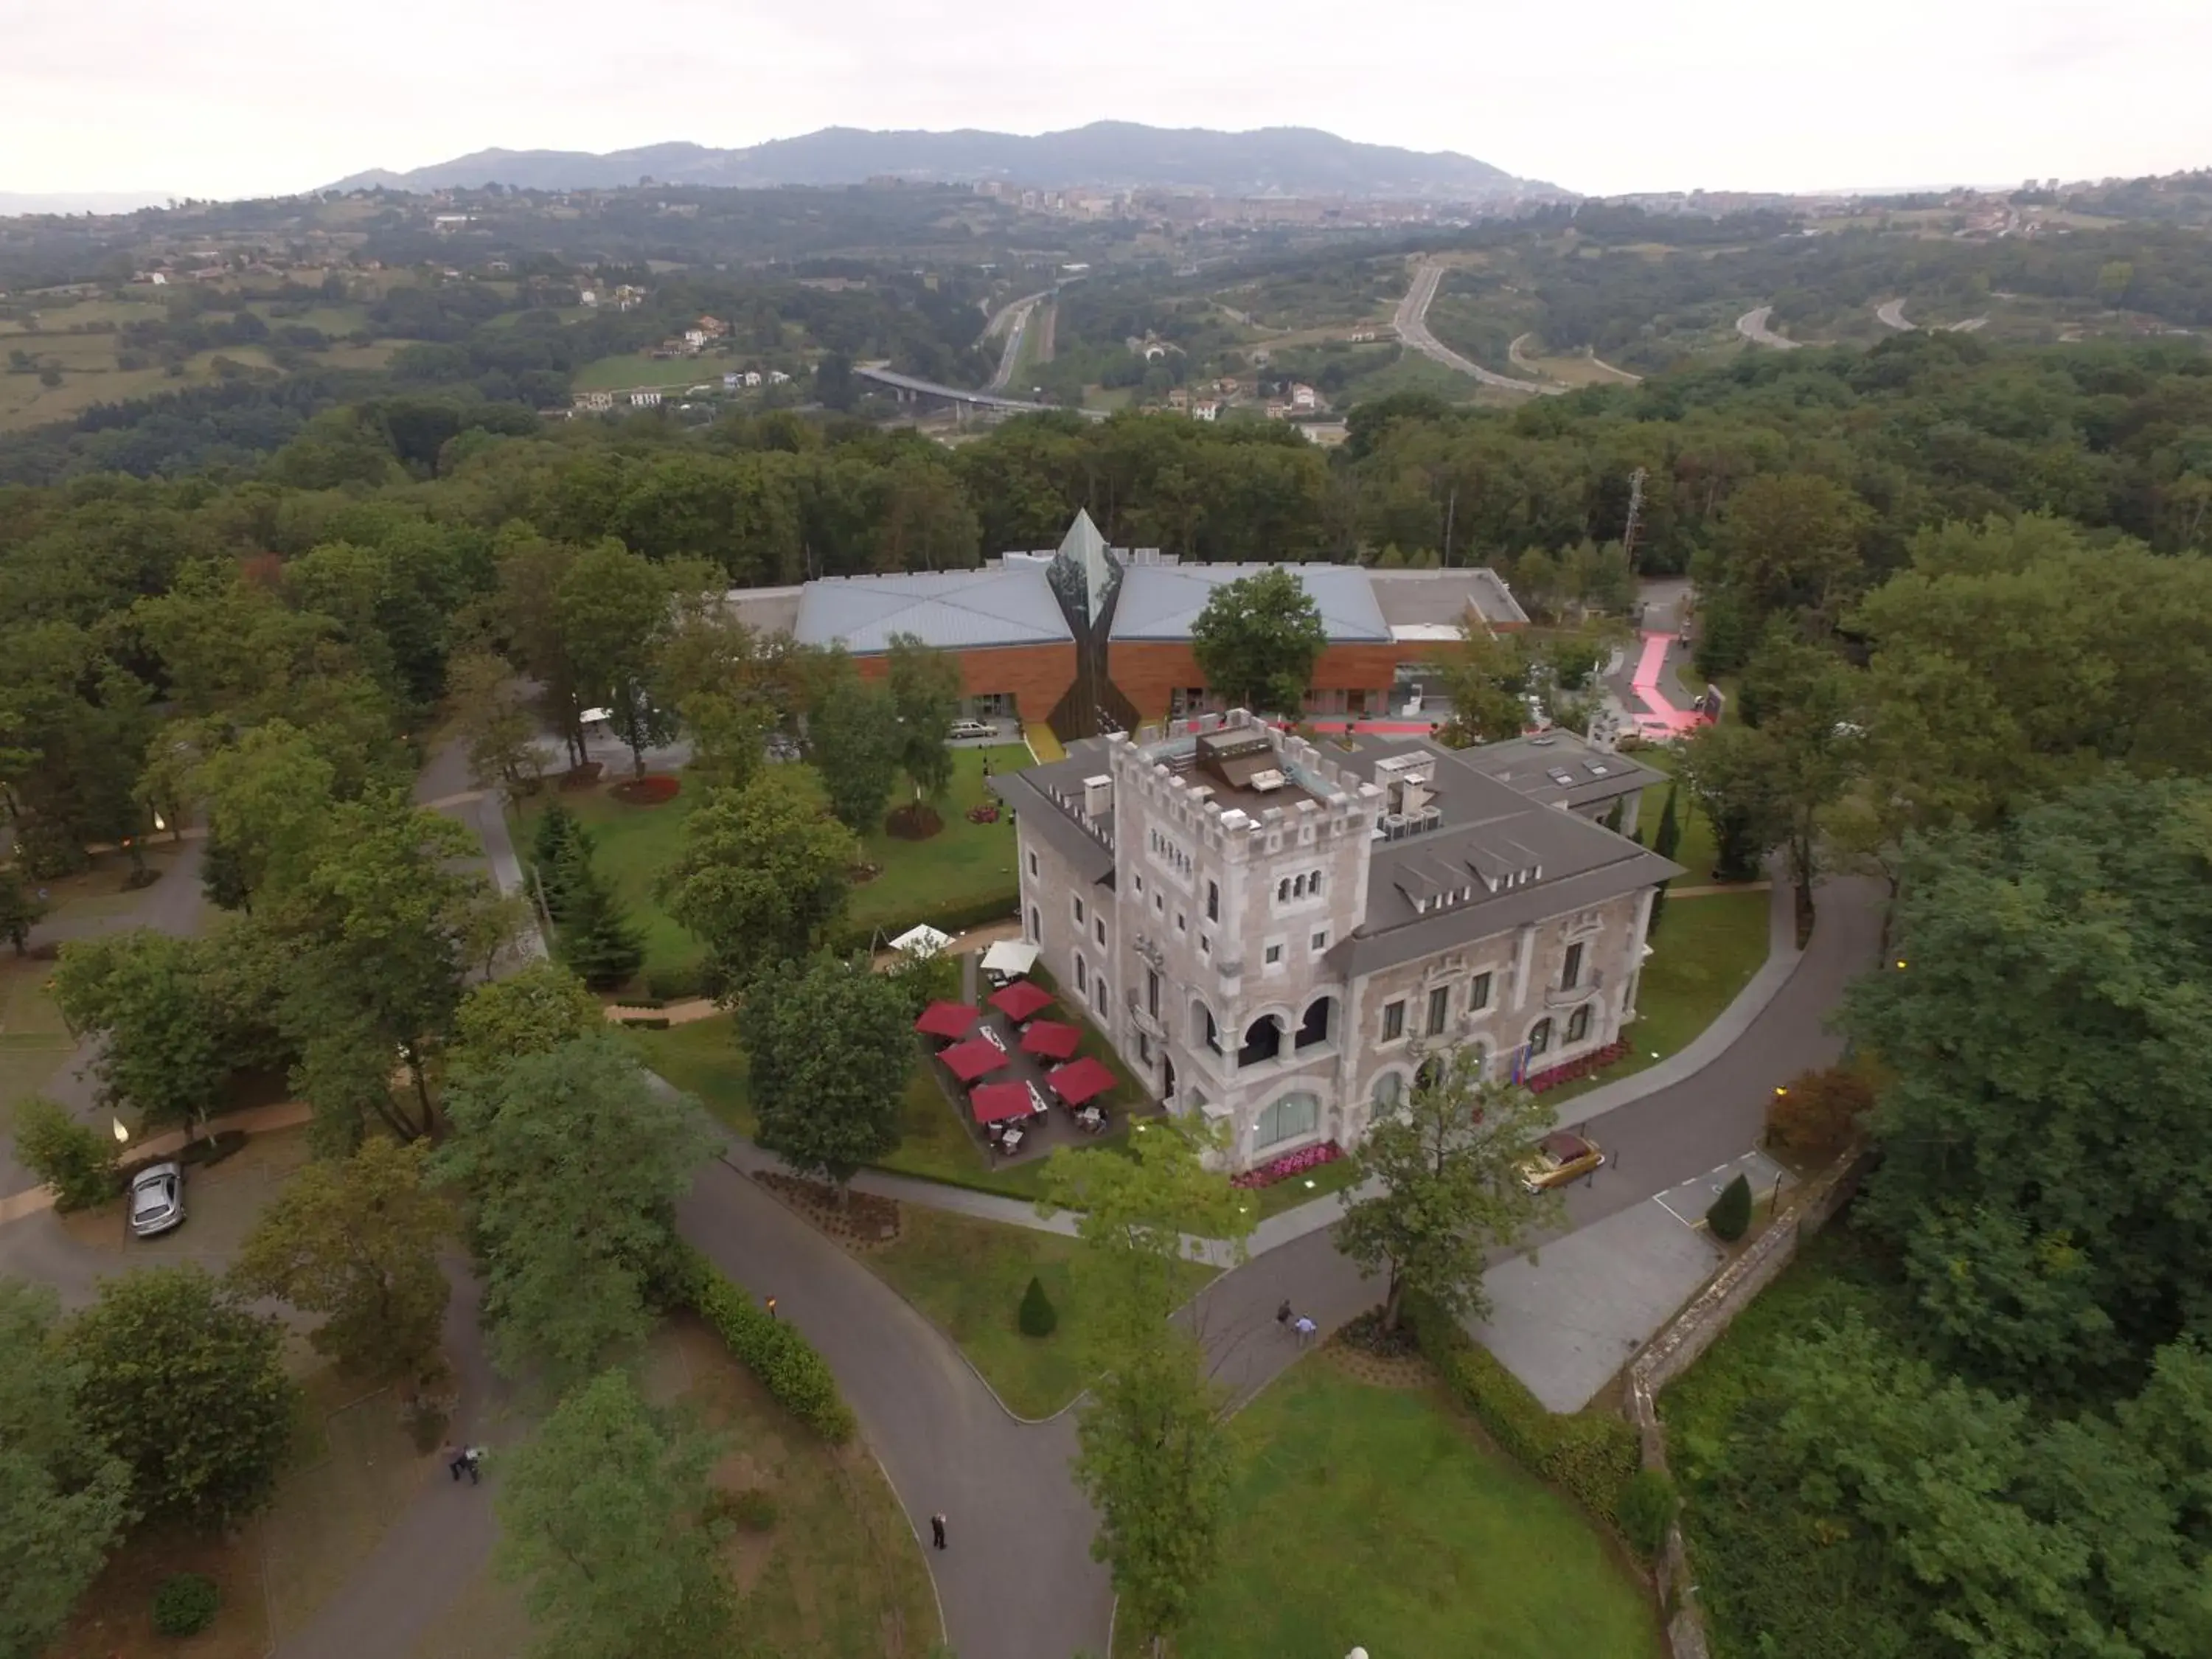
128;1161;184;1239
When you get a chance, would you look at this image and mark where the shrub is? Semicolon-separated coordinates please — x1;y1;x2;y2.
1616;1468;1678;1557
152;1572;220;1636
677;1246;855;1443
619;1015;672;1030
726;1487;778;1531
644;961;713;1002
13;1095;121;1211
1707;1173;1753;1242
1766;1067;1876;1162
1017;1275;1058;1338
1403;1294;1638;1523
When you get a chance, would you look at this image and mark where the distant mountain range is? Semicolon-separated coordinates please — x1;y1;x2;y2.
326;122;1562;201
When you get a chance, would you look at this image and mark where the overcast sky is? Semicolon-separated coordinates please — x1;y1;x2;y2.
5;0;2207;201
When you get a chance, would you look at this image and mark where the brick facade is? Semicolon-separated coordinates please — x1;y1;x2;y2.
1107;640;1428;724
852;641;1078;724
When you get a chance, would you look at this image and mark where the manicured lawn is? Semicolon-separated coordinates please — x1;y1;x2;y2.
867;1207;1216;1418
515;744;1029;981
1542;889;1771;1106
1143;1361;1660;1659
625;1017;755;1130
1242;1150;1365;1221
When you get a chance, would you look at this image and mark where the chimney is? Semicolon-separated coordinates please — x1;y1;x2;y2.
1082;774;1113;819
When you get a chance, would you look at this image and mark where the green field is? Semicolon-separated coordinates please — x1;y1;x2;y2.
519;745;1030;979
1144;1361;1661;1659
571;352;720;392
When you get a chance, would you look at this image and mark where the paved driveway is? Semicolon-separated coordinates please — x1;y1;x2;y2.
1472;1149;1796;1411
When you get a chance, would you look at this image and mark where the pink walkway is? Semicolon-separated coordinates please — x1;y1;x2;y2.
1628;631;1708;736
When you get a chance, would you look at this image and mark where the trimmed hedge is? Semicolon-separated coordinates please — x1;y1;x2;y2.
619;1015;672;1029
645;962;717;1003
677;1246;856;1444
153;1572;220;1636
1404;1295;1639;1524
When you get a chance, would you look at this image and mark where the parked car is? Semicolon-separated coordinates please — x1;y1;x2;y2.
128;1161;185;1238
1518;1131;1604;1193
948;719;998;740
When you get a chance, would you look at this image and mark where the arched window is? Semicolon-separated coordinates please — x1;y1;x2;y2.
1254;1091;1321;1150
1310;869;1322;894
1415;1055;1444;1093
1371;1071;1405;1110
1295;996;1333;1050
1194;1000;1220;1054
1293;873;1306;898
1566;1004;1593;1044
1238;1015;1282;1068
1277;877;1290;902
1527;1018;1554;1058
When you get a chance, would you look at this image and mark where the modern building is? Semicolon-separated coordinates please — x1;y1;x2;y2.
992;711;1676;1172
723;513;1528;741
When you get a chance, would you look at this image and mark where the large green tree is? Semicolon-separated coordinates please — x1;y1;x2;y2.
0;1279;132;1659
448;961;605;1082
884;631;961;809
556;540;673;779
1338;1048;1561;1333
495;1368;737;1659
740;955;911;1192
807;672;901;834
659;769;855;990
230;1138;451;1379
62;1265;296;1527
1842;779;2212;1397
1042;1121;1251;1651
1188;567;1328;717
439;1033;714;1386
50;930;229;1135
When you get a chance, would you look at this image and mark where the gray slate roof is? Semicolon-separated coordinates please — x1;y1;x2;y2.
1396;731;1663;813
793;567;1071;654
1331;735;1680;976
987;739;1117;889
1366;568;1530;628
1111;563;1391;642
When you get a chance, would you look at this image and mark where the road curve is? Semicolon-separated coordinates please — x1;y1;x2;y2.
1875;296;1913;331
1734;304;1802;349
1395;260;1560;394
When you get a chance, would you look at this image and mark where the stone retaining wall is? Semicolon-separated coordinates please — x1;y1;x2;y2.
1624;1145;1874;1659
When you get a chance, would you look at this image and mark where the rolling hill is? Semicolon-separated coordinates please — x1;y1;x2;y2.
326;122;1561;201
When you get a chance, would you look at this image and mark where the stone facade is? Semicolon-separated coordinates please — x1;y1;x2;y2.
1005;711;1675;1172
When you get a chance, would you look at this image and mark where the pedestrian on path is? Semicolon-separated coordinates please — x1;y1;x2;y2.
1293;1315;1318;1348
445;1442;469;1482
462;1446;484;1485
1276;1298;1293;1330
931;1513;947;1550
765;1295;778;1321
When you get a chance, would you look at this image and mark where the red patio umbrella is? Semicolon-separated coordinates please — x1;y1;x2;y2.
1018;1020;1081;1061
989;978;1054;1023
913;1001;980;1041
1047;1056;1116;1107
939;1037;1011;1083
970;1080;1037;1125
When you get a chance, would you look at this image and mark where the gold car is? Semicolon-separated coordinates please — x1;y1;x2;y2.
1518;1131;1604;1194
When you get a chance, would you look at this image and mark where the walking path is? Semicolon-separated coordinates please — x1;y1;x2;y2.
1626;630;1708;736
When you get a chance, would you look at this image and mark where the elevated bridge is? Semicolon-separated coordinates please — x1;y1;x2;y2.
854;364;1103;421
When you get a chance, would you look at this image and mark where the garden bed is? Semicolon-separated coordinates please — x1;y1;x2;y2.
753;1172;902;1249
610;773;681;806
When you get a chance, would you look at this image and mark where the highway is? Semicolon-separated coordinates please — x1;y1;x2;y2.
1394;259;1561;394
984;289;1052;392
1734;304;1802;349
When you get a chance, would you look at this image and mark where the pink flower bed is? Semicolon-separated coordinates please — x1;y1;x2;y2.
966;803;1001;824
1231;1141;1343;1189
1523;1039;1631;1094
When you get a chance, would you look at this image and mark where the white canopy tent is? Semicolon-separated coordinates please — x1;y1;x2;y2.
889;923;955;958
979;939;1040;979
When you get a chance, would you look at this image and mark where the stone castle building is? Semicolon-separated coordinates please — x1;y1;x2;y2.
993;712;1680;1171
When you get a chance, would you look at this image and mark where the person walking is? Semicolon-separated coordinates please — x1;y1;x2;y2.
1276;1298;1293;1332
1293;1315;1318;1349
930;1512;947;1550
765;1295;779;1321
462;1446;484;1485
444;1442;470;1483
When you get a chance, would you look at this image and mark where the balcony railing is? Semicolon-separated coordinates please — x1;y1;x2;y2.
1544;968;1605;1009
